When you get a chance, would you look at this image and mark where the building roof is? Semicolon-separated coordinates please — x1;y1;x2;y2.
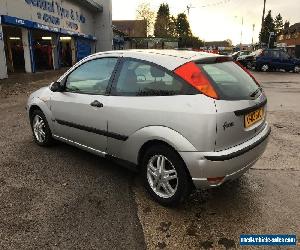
288;22;300;33
283;22;300;34
112;20;147;37
112;25;127;36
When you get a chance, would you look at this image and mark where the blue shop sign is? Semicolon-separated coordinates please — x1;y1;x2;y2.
60;28;77;36
1;15;34;28
1;15;95;41
34;22;59;32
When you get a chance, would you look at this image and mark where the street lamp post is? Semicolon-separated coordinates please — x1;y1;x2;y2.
235;16;244;51
240;17;244;51
260;0;267;45
252;24;255;49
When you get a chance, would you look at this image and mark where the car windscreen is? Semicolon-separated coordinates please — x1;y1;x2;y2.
197;61;261;100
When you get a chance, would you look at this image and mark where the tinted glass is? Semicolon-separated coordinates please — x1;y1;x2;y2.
113;60;189;96
199;61;260;100
280;52;289;59
262;50;271;57
271;51;280;58
66;58;118;94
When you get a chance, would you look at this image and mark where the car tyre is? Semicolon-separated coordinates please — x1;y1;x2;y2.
261;64;269;72
246;61;252;69
141;144;192;207
30;109;54;146
294;65;300;73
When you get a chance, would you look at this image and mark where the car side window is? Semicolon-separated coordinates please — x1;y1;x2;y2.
280;52;289;60
271;51;280;58
65;58;118;95
112;59;187;96
263;51;270;57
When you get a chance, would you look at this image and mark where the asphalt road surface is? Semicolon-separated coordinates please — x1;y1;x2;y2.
0;70;299;249
0;71;145;249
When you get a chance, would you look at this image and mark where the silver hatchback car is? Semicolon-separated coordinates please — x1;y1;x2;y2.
27;50;271;206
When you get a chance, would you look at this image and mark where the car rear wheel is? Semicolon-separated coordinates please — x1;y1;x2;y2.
246;61;252;69
261;64;269;72
141;144;192;207
30;109;53;146
294;65;300;73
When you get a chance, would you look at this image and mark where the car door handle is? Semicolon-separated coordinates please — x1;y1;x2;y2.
90;100;104;108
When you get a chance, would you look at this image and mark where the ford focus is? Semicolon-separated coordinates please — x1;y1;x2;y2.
27;50;271;206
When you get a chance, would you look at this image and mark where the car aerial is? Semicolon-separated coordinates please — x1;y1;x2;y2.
238;49;300;72
27;50;271;206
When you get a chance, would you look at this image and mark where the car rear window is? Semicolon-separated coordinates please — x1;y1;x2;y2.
198;61;260;100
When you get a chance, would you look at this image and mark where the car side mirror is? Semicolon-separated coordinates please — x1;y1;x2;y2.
50;81;63;92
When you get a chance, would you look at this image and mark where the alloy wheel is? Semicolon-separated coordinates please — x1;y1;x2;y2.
261;64;269;72
33;115;46;143
146;155;178;199
246;62;252;69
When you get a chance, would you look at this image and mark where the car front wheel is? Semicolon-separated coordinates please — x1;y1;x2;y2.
294;65;300;73
142;144;192;206
261;64;269;72
246;61;252;69
30;109;53;146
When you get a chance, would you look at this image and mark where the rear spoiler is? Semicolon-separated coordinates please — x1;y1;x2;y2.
193;56;233;64
234;99;267;116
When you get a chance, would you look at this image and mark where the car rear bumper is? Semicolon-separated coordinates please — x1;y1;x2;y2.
179;122;271;189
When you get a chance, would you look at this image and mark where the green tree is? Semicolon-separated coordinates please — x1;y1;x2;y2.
176;13;192;38
185;36;204;48
168;15;178;38
274;13;284;36
175;13;204;48
259;10;275;45
136;2;155;37
154;3;170;37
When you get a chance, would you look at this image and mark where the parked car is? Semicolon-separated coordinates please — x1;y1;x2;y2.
231;50;251;61
27;50;271;206
236;50;261;69
238;49;300;72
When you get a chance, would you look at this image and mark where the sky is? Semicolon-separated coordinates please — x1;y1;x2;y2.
112;0;300;45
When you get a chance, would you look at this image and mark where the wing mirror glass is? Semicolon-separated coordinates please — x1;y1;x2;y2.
50;81;63;92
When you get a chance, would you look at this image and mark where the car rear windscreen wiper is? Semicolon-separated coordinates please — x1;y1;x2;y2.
250;87;262;98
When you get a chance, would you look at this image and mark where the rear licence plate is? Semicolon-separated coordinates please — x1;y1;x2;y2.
244;107;264;128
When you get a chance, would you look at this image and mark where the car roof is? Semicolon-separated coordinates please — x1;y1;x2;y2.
264;48;282;51
88;49;220;71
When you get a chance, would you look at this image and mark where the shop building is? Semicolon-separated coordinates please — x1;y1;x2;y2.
277;22;300;58
0;0;112;79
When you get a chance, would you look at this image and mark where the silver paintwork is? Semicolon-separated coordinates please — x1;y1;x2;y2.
27;50;270;190
214;92;267;151
147;155;178;198
180;123;270;188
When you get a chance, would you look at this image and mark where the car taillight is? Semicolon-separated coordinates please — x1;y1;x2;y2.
234;61;260;86
174;62;219;99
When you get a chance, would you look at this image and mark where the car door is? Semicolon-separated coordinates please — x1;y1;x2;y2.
270;50;281;70
50;57;119;152
280;51;294;71
105;58;216;160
